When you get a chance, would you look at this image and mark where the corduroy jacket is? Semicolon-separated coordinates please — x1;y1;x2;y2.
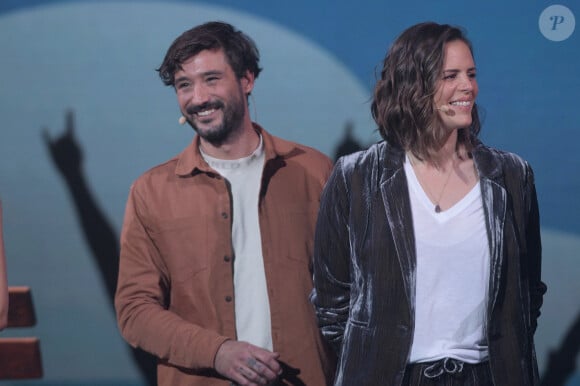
116;125;335;386
312;140;546;385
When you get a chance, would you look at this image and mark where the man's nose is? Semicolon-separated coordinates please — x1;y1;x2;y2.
191;84;210;105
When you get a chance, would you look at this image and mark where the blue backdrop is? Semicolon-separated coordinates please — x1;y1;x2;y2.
0;1;578;385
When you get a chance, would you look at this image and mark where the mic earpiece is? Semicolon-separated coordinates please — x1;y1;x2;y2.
436;105;455;116
178;116;187;125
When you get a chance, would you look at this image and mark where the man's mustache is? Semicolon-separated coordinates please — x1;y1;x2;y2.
186;101;224;115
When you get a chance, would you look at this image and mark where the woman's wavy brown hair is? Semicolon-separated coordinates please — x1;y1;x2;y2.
371;22;481;161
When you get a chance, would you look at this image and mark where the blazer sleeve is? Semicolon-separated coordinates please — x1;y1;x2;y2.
311;158;353;354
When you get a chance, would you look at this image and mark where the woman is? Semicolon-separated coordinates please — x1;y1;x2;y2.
311;22;546;385
0;200;9;330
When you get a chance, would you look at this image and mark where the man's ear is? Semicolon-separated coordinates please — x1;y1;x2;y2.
240;70;255;95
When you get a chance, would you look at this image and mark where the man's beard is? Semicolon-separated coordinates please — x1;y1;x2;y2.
187;93;246;146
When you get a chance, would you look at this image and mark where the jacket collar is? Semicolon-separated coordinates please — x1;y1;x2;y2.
174;123;296;177
378;139;506;182
471;140;504;182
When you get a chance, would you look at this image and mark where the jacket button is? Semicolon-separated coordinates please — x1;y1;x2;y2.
225;296;232;302
224;256;231;262
221;212;228;219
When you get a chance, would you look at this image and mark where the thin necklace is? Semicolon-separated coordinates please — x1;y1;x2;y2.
408;153;454;213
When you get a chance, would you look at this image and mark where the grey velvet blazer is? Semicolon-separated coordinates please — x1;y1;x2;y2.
311;140;546;386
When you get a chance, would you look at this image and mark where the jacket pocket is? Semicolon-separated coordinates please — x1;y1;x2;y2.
150;215;209;282
276;201;319;263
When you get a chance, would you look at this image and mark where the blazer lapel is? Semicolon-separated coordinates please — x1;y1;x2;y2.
473;145;507;316
379;148;416;315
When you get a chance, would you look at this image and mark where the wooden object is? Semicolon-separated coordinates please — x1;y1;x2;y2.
0;286;43;379
7;286;36;327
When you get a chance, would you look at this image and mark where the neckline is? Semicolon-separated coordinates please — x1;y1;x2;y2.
405;155;480;219
406;153;455;213
201;134;264;170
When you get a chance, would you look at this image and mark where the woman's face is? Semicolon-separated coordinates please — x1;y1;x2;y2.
433;40;478;131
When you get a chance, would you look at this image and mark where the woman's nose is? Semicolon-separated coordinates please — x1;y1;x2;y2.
459;74;475;92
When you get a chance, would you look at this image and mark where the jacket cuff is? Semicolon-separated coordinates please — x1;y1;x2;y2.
196;334;231;369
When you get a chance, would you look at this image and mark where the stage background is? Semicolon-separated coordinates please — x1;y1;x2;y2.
0;1;578;385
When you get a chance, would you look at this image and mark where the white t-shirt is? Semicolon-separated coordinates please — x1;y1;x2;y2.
201;137;272;350
404;156;490;364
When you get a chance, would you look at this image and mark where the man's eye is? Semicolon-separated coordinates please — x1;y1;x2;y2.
177;82;190;89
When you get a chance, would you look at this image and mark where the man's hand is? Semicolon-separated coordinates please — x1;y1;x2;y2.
215;340;281;385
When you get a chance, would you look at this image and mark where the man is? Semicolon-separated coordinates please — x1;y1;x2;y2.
115;21;335;386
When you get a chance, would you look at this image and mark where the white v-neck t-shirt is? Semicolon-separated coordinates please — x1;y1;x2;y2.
404;156;490;364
